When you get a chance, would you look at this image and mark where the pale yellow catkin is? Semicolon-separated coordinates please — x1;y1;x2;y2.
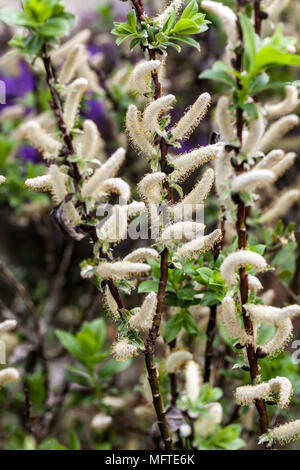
215;96;236;143
170;93;212;142
184;360;202;402
231;169;274;192
58;44;84;85
126;104;157;156
260;114;300;153
101;178;131;203
131;60;161;95
124;248;159;263
165;350;193;373
174;229;222;260
63;78;88;132
25;175;53;192
220;250;267;285
0;368;20;388
154;0;184;26
97;261;151;281
112;338;138;362
265;85;299;118
267;420;300;445
143;95;176;137
171;143;222;182
259;189;300;223
261;319;293;356
129;292;157;331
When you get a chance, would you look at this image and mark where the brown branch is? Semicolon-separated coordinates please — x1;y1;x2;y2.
233;1;269;441
129;0;174;449
204;303;217;383
254;0;262;35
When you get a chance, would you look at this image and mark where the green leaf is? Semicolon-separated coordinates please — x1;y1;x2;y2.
183;311;198;335
99;358;132;378
69;431;81;451
251;47;300;77
138;280;159;293
164;313;184;343
200;69;236;88
55;329;83;361
173;18;200;34
38;15;75;37
170;35;200;50
181;0;198;19
126;10;137;32
239;13;256;67
0;7;37;27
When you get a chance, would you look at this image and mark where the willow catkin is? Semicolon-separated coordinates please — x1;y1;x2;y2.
219;296;248;344
161;222;205;242
137;172;166;204
174;229;222;260
81;119;104;162
220;250;267;285
268;377;293;408
271;152;297;180
25;121;62;156
265;85;299;118
97;261;151;281
104;285;119;320
154;0;185;26
0;368;20;388
81;148;126;198
112;338;138;362
131;60;162;94
52;29;91;61
231;169;275;192
215;96;236;143
91;413;112;432
63;78;88;132
129;292;157;331
234;383;271;406
170;93;211;142
58;44;84;85
260;114;300;153
261;319;293;356
184;360;202;402
245;304;300;323
143;95;176;137
0;320;17;334
124;248;159;263
25;175;53;192
126;104;157;156
165;350;193;373
98;205;128;243
242;107;266;155
259;189;300;223
266;420;300;445
171;143;222;182
201;1;238;48
101;178;131;203
171;168;214;221
255;149;285;170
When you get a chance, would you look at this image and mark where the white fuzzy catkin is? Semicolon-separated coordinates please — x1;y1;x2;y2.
246;304;300;323
171;143;222;182
104;285;119;320
0;368;20;387
265;85;299;118
81;120;104;162
171;93;211;142
260;115;300;153
219;296;248;343
242;108;266;155
99;205;128;243
154;0;184;26
259;189;300;223
101;178;131;203
184;360;202;402
49;165;81;223
129;292;157;331
231;169;274;192
77;56;102;94
25;121;62;156
161;222;205;242
172;168;215;221
262;319;293;356
220;250;267;285
91;413;112;432
248;275;263;291
137;172;166;204
25;175;53;192
268;377;293;408
174;229;222;260
256;149;285;170
112;338;138;361
165;350;193;373
201;1;238;48
52;29;91;61
215;96;236;143
97;261;151;281
0;175;6;185
264;0;291;22
58;44;84;85
81;148;126;198
143;95;176;137
63;78;88;132
271;152;297;180
267;420;300;445
126;105;157;156
131;60;161;94
126;201;146;218
215;146;234;201
0;104;25;122
0;320;17;334
124;248;159;263
234;382;271;406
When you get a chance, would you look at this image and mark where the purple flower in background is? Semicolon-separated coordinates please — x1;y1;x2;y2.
0;61;35;107
82;97;110;133
19;146;40;163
